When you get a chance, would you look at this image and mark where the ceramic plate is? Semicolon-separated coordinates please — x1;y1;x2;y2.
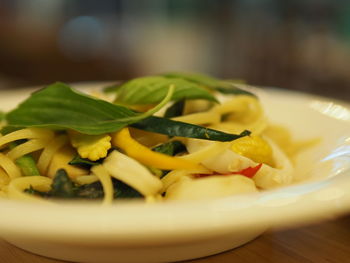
0;84;350;263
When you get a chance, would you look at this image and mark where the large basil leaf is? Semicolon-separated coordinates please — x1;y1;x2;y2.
163;72;255;97
6;82;173;135
114;76;217;105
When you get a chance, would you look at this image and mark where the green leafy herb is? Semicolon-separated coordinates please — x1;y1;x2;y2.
113;179;142;199
164;100;185;118
69;155;101;168
0;111;5;122
113;76;217;105
50;169;76;198
0;126;23;136
75;179;142;199
152;140;186;156
131;116;251;141
24;185;48;197
163;72;255;97
75;181;104;199
6;82;174;135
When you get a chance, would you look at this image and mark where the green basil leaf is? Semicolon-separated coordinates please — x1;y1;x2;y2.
69;155;101;168
152;140;186;156
113;179;143;199
0;111;5;121
163;72;256;97
50;169;76;198
6;82;173;135
164;100;185;118
114;76;217;105
131;116;251;141
76;179;142;199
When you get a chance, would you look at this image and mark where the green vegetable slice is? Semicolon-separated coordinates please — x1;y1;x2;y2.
9;142;40;177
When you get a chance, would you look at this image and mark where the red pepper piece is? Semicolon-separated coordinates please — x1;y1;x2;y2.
231;163;263;178
194;163;262;179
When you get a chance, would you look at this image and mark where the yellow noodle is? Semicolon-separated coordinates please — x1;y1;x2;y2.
37;134;69;175
0;128;54;149
7;176;52;202
172;111;221;125
0;167;10;189
210;116;268;136
180;141;230;163
0;153;22;179
91;165;113;205
7;139;48;160
75;175;99;185
103;151;162;196
211;95;263;124
161;170;190;192
145;194;163;203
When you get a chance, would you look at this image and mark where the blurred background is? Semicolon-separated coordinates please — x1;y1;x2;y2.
0;0;349;99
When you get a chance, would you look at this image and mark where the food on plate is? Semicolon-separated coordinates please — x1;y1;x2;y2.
0;73;305;203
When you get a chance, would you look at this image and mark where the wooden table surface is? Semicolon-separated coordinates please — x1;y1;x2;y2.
1;214;349;263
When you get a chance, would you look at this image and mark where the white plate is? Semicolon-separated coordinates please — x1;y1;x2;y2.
0;84;350;263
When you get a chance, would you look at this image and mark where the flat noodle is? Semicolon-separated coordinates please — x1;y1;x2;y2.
253;137;294;189
161;170;191;192
7;139;49;160
0;128;54;149
210;116;268;136
91;165;113;205
0;153;21;179
37;134;68;175
145;194;163;203
212;95;263;124
103;151;162;196
75;175;99;185
7;176;52;202
180;140;231;163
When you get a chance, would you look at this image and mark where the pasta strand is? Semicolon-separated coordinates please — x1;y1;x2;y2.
37;134;68;175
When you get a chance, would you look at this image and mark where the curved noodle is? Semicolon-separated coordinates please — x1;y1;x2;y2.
0;128;54;149
37;134;68;175
7;176;52;202
0;153;21;179
7;139;49;160
75;175;99;185
0;168;10;190
103;151;162;196
91;165;113;205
